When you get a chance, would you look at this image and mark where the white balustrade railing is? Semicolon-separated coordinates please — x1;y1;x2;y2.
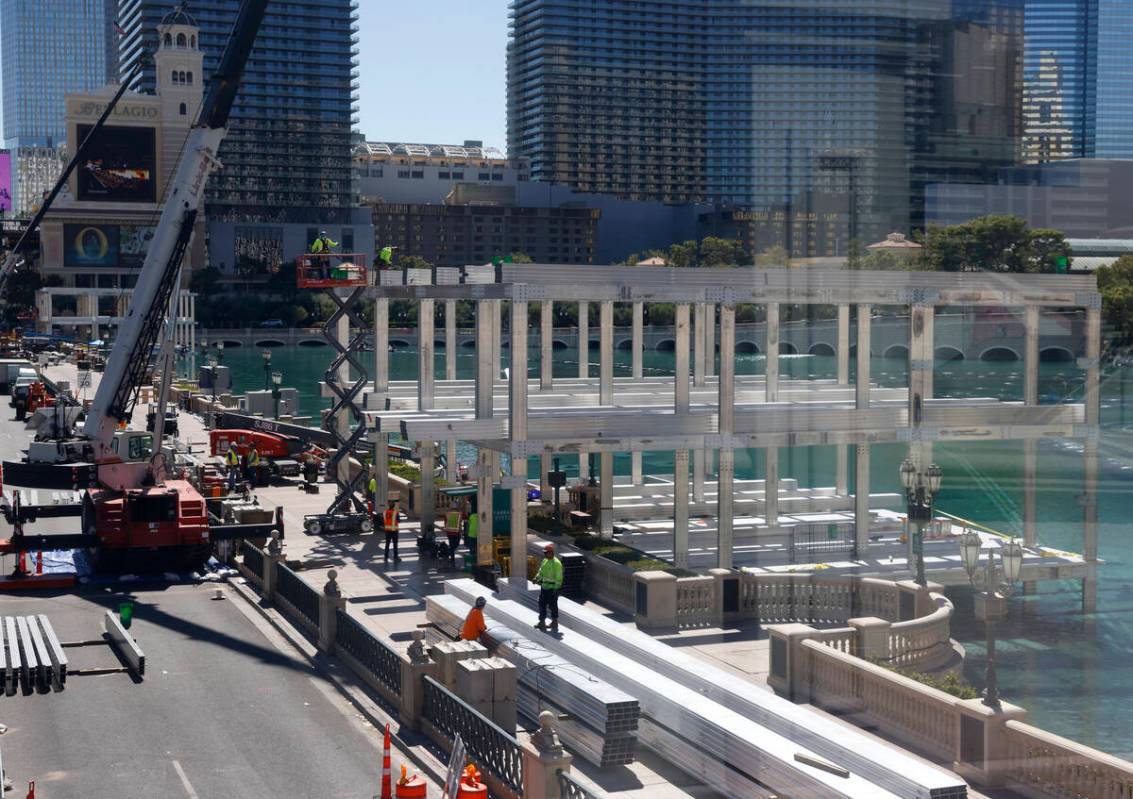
674;576;715;628
1003;720;1133;799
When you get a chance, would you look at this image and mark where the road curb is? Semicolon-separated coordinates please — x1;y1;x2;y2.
225;575;450;788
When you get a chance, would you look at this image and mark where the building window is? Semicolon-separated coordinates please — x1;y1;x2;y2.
173;70;180;84
411;171;424;179
397;169;410;179
186;71;192;85
164;33;172;46
177;33;187;47
478;173;490;181
452;172;464;180
179;102;187;115
191;35;196;48
342;229;354;251
492;173;503;181
438;171;450;179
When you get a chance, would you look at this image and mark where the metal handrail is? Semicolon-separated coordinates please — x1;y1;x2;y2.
422;676;523;793
334;609;401;696
275;564;319;627
242;544;264;583
558;770;607;799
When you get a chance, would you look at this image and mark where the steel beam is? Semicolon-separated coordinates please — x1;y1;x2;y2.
631;301;643;380
675;303;690;413
540;299;553;391
837;303;850;385
856;305;871;409
766;302;780;402
600;300;614;404
418;298;435;411
445;299;457;381
673;449;690;568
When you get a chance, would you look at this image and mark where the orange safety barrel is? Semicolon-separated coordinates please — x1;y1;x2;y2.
456;765;486;798
395;775;427;798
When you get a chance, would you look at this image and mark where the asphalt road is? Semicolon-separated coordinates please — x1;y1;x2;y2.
0;583;399;798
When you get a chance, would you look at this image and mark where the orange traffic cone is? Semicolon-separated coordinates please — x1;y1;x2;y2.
26;779;35;799
380;723;393;799
35;551;43;576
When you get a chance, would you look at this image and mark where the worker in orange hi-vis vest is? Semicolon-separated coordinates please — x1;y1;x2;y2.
382;499;400;563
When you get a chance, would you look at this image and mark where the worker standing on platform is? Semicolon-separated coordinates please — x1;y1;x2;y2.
534;543;564;632
309;230;338;279
383;499;401;563
246;443;261;489
225;442;240;491
460;596;487;641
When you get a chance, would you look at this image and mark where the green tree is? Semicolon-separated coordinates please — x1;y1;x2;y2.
1096;256;1133;344
698;236;747;266
921;215;1068;273
509;251;534;263
398;255;434;271
754;246;790;268
667;240;698;267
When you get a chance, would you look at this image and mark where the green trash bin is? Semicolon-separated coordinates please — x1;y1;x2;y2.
118;601;134;629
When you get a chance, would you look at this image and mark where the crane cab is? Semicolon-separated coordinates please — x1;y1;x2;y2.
111;430;154;463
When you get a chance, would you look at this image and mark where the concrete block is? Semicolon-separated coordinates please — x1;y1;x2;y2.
486;656;517;702
492;698;517;734
433;639;488;689
456;657;495;705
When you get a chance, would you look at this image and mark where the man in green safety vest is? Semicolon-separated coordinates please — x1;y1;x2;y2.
225;443;240;491
245;443;261;489
310;231;338;279
534;542;564;632
378;245;395;268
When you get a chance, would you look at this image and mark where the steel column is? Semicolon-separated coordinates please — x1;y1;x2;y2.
856;305;871;409
855;444;870;555
445;299;457;381
693;450;705;503
765;446;779;528
1023;306;1040;588
541;299;553;390
632;301;644;380
577;301;588;378
717;305;736;569
492;299;502;388
673;449;690;568
509;452;529;588
705;303;715;378
375;432;389;509
837;303;850;385
694;302;707;387
446;438;458;484
510;300;528;441
631;452;643;486
476;447;493;566
1083;306;1101;612
1024;306;1040;406
766;302;779;402
600;300;614;405
418;298;435;411
374;297;389;392
675;304;690;413
420;444;435;534
600;451;614;538
835;445;849;495
475;300;493;420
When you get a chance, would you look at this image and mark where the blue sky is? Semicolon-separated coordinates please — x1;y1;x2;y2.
355;0;510;152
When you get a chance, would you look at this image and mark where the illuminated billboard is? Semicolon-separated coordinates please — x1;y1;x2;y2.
64;224;121;267
0;151;11;214
76;125;157;203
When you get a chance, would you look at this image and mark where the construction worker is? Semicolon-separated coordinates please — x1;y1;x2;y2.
383;499;401;563
246;443;261;489
534;543;564;632
444;507;464;568
378;245;395;268
309;230;339;279
465;509;478;553
460;596;487;641
225;442;240;491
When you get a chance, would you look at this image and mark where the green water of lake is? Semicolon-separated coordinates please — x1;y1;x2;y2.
189;343;1133;757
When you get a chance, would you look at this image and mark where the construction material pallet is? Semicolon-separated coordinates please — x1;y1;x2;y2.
1;614;67;694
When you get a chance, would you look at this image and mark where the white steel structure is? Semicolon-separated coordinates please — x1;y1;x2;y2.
363;264;1102;608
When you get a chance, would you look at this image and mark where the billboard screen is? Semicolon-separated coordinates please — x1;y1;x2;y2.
0;151;11;214
76;125;157;203
64;224;121;267
119;225;155;267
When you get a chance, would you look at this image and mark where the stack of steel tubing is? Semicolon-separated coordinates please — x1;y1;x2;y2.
426;594;639;767
445;580;903;799
495;580;968;799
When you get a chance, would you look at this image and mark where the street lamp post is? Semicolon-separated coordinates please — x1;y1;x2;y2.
900;458;942;587
261;350;272;390
271;370;282;419
960;532;1023;709
216;340;224;363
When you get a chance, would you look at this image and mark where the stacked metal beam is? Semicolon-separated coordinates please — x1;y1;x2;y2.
426;594;639;768
445;580;902;799
496;580;968;799
1;615;67;695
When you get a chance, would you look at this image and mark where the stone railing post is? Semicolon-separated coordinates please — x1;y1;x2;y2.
847;616;891;661
399;630;440;731
766;623;820;702
896;579;940;621
318;570;346;653
522;711;574;799
633;571;677;632
709;567;741;626
953;698;1029;787
262;530;284;601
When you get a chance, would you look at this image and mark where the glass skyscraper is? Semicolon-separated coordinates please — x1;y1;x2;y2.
1022;0;1133;161
0;0;118;150
118;0;359;223
508;1;1024;256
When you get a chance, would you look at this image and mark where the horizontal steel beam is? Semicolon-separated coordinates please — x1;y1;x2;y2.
368;263;1099;308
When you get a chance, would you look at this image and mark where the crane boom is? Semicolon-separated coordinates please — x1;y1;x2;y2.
83;0;270;489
